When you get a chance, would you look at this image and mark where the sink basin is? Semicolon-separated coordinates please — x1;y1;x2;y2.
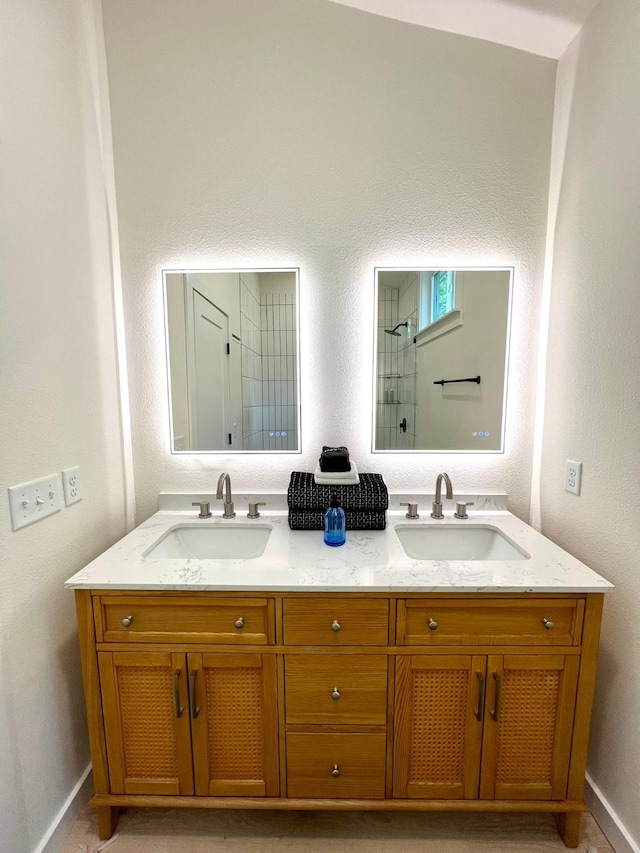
394;524;530;561
143;524;272;560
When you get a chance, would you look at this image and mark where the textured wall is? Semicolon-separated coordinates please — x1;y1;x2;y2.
540;0;640;845
0;1;126;850
102;0;556;523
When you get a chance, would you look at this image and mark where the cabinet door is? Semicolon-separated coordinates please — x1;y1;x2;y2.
98;652;194;795
480;654;579;800
189;652;279;796
393;655;485;799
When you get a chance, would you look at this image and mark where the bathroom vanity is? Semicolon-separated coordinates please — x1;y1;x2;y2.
66;507;612;848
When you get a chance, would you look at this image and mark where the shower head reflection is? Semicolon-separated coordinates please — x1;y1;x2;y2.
384;322;408;337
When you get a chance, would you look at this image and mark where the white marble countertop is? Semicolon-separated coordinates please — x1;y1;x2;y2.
65;508;613;594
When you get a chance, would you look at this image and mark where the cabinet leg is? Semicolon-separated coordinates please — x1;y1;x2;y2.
554;812;581;848
96;806;120;840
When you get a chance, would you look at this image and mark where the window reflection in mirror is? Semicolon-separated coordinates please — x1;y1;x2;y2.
374;268;512;452
164;269;300;453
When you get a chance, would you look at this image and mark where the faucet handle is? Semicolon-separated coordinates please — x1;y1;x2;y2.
400;502;419;519
454;501;474;519
247;501;266;519
192;501;212;519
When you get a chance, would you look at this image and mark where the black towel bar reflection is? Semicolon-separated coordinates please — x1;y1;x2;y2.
433;375;481;386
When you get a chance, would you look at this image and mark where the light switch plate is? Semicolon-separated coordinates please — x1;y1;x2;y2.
8;474;62;530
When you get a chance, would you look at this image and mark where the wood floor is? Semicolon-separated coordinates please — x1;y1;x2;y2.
61;804;614;852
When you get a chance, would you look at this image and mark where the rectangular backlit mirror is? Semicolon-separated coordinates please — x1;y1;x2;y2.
164;269;300;453
373;268;512;452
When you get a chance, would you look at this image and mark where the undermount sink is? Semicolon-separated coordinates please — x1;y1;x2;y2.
143;523;272;560
394;524;530;561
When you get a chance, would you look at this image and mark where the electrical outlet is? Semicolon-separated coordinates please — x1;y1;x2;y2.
62;466;83;505
8;474;62;530
564;460;582;495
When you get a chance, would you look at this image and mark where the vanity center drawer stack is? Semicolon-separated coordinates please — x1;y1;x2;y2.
282;597;391;799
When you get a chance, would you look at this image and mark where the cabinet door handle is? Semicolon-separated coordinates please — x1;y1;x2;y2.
428;617;438;630
121;615;133;628
331;620;341;632
189;671;200;719
235;617;244;629
490;672;502;722
542;618;555;630
331;764;340;778
173;670;184;718
331;687;341;701
475;672;486;722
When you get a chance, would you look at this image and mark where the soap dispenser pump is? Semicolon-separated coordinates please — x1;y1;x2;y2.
324;493;346;547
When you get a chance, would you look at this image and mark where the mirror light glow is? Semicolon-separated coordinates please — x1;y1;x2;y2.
163;268;301;454
373;267;513;454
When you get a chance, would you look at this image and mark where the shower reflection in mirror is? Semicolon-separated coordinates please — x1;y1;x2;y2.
374;268;512;452
164;269;300;453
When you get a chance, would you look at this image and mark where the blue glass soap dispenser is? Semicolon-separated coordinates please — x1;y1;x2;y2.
324;493;346;546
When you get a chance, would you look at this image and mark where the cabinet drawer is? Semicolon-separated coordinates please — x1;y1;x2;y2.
399;599;583;646
283;598;389;645
286;733;386;799
285;655;387;724
96;596;272;644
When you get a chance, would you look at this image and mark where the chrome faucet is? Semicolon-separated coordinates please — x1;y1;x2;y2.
431;472;453;519
216;472;236;519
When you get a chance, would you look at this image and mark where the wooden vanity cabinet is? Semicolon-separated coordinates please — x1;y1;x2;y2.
393;653;579;801
76;590;603;849
96;649;278;798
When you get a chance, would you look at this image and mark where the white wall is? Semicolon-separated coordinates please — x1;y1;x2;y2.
101;0;556;523
540;0;640;846
0;1;127;851
416;271;509;451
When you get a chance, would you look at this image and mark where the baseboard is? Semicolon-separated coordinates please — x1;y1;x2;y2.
585;773;639;853
34;764;92;853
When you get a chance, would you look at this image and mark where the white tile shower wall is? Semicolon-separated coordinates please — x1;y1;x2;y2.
398;273;418;449
377;287;399;449
261;291;297;450
376;280;417;450
240;272;263;450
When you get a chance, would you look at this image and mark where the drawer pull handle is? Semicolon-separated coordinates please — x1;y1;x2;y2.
189;671;200;719
428;617;438;630
490;672;502;722
121;615;133;628
173;670;184;718
475;672;486;722
542;618;555;630
331;620;341;632
235;617;244;629
331;687;341;701
331;764;340;778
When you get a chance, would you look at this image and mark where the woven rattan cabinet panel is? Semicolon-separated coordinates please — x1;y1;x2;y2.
98;651;194;795
479;655;580;801
393;655;485;799
189;652;279;796
394;652;580;803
